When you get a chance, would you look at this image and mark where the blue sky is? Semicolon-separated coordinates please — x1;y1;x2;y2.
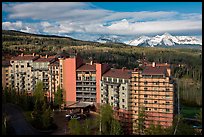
2;2;202;41
92;2;202;13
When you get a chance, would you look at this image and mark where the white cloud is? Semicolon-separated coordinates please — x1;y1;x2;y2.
2;2;202;38
2;21;23;30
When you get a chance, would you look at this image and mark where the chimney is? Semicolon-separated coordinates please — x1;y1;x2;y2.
134;68;138;72
152;62;156;67
32;53;35;56
90;61;93;65
122;67;126;71
45;54;48;58
21;53;24;56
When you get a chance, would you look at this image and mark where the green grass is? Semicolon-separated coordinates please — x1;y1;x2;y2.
180;105;201;118
23;111;33;123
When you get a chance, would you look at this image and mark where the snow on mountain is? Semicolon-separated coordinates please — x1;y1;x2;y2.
126;33;202;47
126;35;151;46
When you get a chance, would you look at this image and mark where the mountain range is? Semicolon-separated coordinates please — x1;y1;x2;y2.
96;33;202;47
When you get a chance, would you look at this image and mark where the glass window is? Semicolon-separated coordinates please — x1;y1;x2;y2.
122;87;125;90
144;100;148;104
119;79;123;83
166;109;170;112
154;101;157;104
144;94;148;98
122;99;125;102
144;81;148;85
16;65;19;68
113;78;117;83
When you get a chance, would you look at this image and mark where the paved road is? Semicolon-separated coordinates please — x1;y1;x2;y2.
2;103;42;135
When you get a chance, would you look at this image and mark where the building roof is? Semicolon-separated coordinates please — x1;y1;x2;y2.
11;55;39;61
142;66;167;75
49;60;59;66
2;60;11;67
76;64;96;71
103;68;133;79
34;57;56;63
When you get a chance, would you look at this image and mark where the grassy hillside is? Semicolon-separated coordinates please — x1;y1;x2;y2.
2;30;202;107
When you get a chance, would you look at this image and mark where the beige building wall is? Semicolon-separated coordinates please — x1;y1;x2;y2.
10;59;34;92
130;64;175;134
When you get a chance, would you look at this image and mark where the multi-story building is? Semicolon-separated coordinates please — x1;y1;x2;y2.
32;55;57;100
100;68;133;134
10;53;40;92
2;60;11;89
60;53;110;106
9;53;57;97
130;62;177;134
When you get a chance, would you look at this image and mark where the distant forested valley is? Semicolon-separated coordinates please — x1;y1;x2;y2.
2;30;202;107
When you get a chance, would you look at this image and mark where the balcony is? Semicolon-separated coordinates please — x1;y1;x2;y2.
114;99;119;103
76;84;96;87
114;93;119;98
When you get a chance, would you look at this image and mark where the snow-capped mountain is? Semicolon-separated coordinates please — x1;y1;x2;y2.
125;33;202;47
96;35;122;43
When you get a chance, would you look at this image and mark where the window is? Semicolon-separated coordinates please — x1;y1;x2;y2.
154;101;157;104
154;108;157;111
166;109;170;112
144;94;148;98
119;79;123;83
144;81;148;85
122;105;125;108
135;111;137;113
108;77;112;82
85;72;89;74
122;99;125;102
111;96;113;100
6;74;8;77
149;108;151;111
144;87;148;91
111;85;113;88
144;100;148;104
135;90;137;93
156;81;159;85
16;65;19;68
135;96;137;99
163;82;165;85
145;107;148;110
135;103;137;105
134;84;137;86
166;95;170;98
122;86;125;90
113;78;117;83
21;65;24;68
166;101;170;104
166;88;170;91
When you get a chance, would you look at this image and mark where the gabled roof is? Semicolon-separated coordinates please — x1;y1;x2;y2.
76;64;96;71
103;68;133;79
34;57;56;63
2;60;11;67
142;66;167;75
11;55;39;61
